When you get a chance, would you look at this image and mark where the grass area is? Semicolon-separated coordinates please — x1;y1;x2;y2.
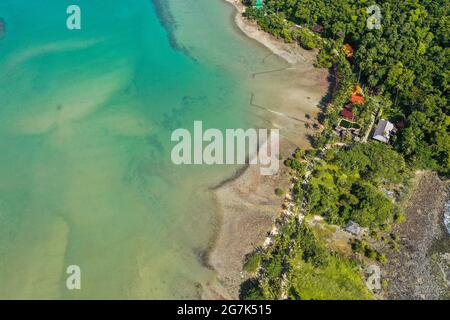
243;252;262;274
288;255;373;300
242;220;374;300
339;119;361;129
306;215;338;240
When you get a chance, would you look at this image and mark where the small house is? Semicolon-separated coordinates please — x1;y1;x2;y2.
350;95;365;104
344;221;367;237
350;85;365;104
372;119;395;143
341;107;355;121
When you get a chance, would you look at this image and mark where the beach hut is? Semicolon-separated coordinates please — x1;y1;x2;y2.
341;107;355;121
350;94;365;104
372;119;395;143
344;221;367;237
350;84;365;104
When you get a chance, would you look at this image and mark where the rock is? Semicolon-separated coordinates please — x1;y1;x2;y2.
384;172;449;300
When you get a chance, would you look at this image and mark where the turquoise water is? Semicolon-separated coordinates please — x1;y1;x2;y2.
0;0;287;298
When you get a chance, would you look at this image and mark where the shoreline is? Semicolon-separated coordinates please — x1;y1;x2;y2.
203;0;330;299
203;0;449;301
223;0;318;65
204;138;299;299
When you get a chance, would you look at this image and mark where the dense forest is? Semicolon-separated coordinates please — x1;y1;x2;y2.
244;0;449;175
240;0;449;300
244;143;410;299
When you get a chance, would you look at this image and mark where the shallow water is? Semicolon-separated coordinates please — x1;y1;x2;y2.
0;0;290;298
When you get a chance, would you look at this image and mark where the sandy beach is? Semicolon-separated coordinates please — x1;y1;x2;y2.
203;0;330;299
223;0;317;65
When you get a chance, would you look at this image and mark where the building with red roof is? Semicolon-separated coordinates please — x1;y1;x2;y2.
341;107;355;121
350;94;365;104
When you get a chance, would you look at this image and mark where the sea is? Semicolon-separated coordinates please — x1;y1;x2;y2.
0;0;290;298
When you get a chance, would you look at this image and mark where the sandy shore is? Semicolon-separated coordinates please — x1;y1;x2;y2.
384;171;450;299
204;138;298;299
223;0;317;65
204;1;449;301
203;1;330;299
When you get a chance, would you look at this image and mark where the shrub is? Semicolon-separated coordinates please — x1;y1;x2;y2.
284;158;305;172
244;287;265;300
265;252;284;279
297;225;329;267
394;211;406;224
275;188;285;197
390;233;399;242
364;246;378;260
294;148;305;159
351;239;365;254
243;252;262;274
241;280;265;300
377;253;388;264
315;49;333;69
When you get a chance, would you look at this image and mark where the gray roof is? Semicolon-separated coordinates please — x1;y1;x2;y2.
373;119;394;142
345;221;366;235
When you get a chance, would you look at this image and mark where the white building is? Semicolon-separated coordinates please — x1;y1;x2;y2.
372;119;394;143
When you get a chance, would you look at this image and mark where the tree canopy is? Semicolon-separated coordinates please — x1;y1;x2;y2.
245;0;449;175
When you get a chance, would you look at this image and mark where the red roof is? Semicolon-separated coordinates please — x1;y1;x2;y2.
341;108;355;121
350;94;365;104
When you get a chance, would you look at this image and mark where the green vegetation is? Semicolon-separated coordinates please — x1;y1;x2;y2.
240;0;448;301
243;222;373;299
243;143;409;299
243;252;263;273
244;0;449;176
284;148;307;172
284;158;305;172
304;143;409;230
288;254;373;300
274;187;285;197
339;119;360;129
352;239;388;264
